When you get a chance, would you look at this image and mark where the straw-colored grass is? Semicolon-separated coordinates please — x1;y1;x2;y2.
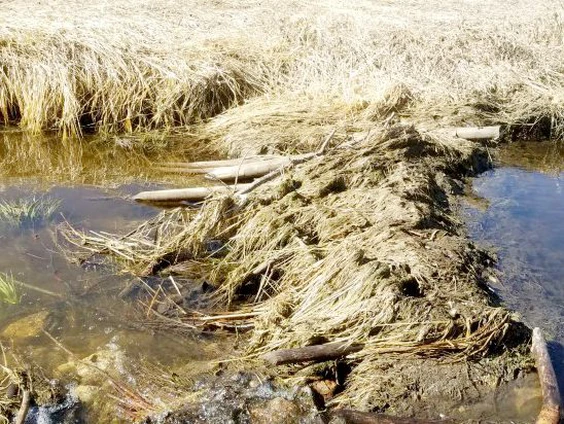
63;125;533;416
0;0;561;142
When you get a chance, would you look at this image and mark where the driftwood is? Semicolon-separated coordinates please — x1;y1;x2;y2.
206;157;292;180
531;327;562;424
452;125;500;140
135;129;336;203
157;156;290;175
261;342;363;365
133;184;251;203
330;410;452;424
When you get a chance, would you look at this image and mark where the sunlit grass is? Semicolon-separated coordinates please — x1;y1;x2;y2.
0;196;60;228
0;273;20;305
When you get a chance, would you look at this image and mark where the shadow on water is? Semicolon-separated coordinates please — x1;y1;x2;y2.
547;341;564;404
464;140;564;402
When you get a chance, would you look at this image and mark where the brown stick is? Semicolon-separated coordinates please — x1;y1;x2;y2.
452;125;501;140
261;342;363;365
531;327;562;424
133;184;252;203
15;389;30;424
331;409;453;424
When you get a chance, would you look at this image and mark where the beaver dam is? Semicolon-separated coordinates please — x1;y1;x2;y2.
0;0;563;423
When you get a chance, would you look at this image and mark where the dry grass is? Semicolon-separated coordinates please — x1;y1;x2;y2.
62;125;533;415
0;0;561;143
9;0;561;417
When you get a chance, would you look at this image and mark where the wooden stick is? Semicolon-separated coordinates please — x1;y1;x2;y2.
237;129;337;197
206;158;292;180
531;328;562;424
330;409;453;424
14;389;30;424
261;342;363;365
157;156;292;175
133;184;252;203
452;126;501;140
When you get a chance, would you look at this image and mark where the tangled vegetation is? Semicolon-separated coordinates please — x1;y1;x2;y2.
64;124;535;417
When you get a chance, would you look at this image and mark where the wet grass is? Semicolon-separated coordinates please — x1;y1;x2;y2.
0;273;20;305
0;196;60;229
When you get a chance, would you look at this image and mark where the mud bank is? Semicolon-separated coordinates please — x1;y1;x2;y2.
59;125;546;422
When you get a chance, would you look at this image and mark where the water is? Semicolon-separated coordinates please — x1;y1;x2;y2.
0;133;228;422
464;140;564;399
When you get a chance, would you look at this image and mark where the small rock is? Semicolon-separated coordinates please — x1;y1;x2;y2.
73;385;100;406
1;310;50;339
250;397;302;424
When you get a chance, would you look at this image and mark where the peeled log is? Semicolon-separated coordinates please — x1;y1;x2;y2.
452;126;500;140
133;184;251;203
163;155;283;169
261;342;364;365
531;328;562;424
207;158;292;180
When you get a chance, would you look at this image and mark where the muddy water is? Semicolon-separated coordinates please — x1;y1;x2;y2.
0;133;230;421
0;181;224;363
464;140;564;396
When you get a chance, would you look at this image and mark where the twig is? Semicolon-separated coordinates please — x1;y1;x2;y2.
14;390;30;424
531;327;562;424
237;129;337;197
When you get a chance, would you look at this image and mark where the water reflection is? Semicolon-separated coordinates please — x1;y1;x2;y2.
0;183;219;372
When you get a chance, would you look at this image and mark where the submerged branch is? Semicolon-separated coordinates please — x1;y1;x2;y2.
531;328;562;424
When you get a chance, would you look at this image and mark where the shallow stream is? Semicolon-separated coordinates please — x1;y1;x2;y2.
464;140;564;395
0;133;232;422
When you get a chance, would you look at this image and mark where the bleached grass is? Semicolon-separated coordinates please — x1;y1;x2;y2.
0;0;561;142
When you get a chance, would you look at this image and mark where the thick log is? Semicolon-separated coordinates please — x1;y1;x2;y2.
261;342;364;365
331;410;452;424
452;126;501;140
133;184;251;203
531;327;562;424
207;158;292;180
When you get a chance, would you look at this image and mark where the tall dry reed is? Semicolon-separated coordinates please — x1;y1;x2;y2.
0;0;561;142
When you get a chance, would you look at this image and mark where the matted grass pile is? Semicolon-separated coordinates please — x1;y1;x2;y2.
63;124;533;417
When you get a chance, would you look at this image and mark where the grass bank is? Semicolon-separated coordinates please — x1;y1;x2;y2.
0;0;562;143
